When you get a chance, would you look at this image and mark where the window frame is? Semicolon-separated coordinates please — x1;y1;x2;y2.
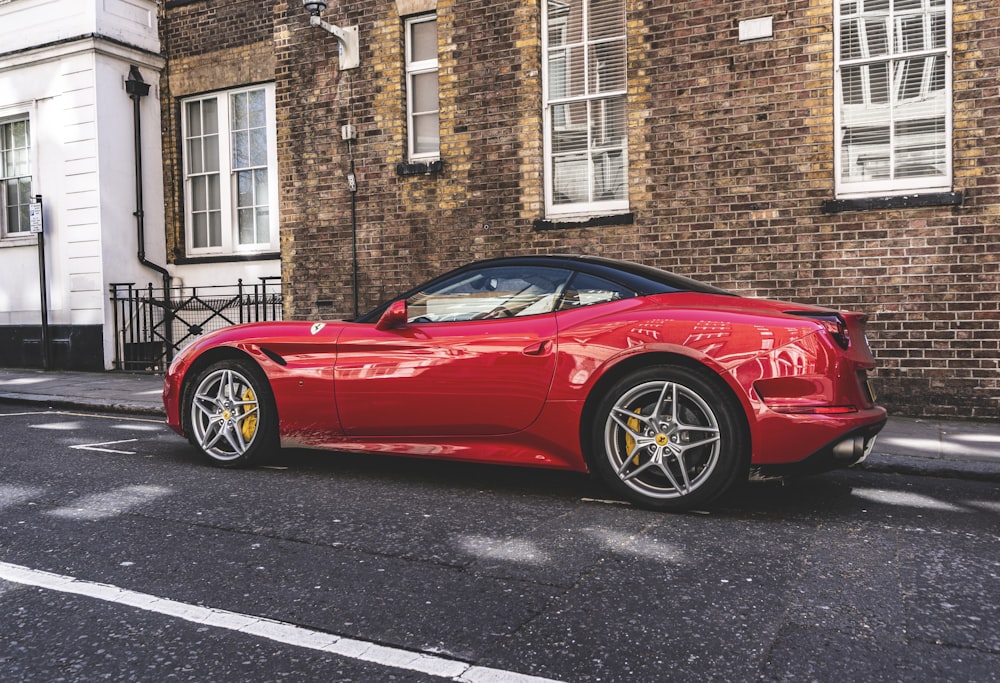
542;0;630;219
180;84;279;257
405;13;440;163
1;113;34;240
833;0;953;199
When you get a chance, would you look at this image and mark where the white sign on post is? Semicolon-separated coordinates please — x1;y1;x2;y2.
29;200;43;234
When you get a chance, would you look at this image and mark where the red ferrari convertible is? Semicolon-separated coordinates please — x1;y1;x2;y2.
163;255;886;510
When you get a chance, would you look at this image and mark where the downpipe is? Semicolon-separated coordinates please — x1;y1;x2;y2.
126;66;174;363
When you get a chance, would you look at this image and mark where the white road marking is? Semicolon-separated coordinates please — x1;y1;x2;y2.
69;439;140;455
0;409;163;425
46;485;172;521
0;561;563;683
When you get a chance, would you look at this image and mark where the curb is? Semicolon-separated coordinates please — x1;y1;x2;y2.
0;394;165;418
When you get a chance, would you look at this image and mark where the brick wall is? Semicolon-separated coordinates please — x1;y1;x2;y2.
214;0;996;419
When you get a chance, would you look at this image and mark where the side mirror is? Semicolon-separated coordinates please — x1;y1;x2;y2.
375;299;408;330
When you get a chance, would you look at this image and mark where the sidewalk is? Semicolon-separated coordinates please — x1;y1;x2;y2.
1;367;998;481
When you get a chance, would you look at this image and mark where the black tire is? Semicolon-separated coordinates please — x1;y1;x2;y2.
185;358;278;467
587;365;748;511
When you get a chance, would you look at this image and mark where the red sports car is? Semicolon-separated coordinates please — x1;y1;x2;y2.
163;255;886;510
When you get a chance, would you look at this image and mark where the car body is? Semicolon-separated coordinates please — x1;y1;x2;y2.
163;255;886;510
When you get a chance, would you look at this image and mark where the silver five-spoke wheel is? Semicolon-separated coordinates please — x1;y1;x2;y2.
605;380;721;500
589;366;747;510
186;359;275;466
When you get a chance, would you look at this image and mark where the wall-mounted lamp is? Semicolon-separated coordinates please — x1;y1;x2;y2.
303;1;359;70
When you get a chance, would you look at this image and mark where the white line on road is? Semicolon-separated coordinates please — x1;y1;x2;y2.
0;561;563;683
69;439;140;455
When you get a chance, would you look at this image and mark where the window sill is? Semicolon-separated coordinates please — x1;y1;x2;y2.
533;213;634;231
0;235;38;248
822;191;963;214
174;252;280;265
396;160;443;176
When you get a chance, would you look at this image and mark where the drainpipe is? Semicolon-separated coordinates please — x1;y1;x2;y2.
126;66;174;363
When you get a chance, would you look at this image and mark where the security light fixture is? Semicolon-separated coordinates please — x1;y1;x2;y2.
302;0;360;70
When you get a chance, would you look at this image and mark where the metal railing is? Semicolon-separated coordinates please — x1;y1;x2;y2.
110;277;282;371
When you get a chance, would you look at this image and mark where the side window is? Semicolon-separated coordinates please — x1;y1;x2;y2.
406;266;572;323
557;272;634;311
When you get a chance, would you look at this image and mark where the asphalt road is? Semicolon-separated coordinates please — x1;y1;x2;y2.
1;405;998;682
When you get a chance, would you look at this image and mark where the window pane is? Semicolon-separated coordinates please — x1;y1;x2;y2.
412;112;440;154
592;96;626;147
203;134;219;172
191;176;207;212
895;56;926;101
232;130;249;169
589;0;624;40
898;15;925;53
248;90;267;128
552;154;589;204
255;168;268;203
207;174;221;211
895;117;946;177
192;212;208;249
209;210;222;247
412;72;439;113
255;207;269;244
840;19;861;59
870;62;890;103
187;139;203;174
930;12;946;48
864;18;889;56
842;65;864;104
249;128;267;167
551;102;588;153
593;149;625;201
237;170;253;207
238;208;254;244
590;39;626;93
410;19;437;62
202;99;218;135
231;91;248;131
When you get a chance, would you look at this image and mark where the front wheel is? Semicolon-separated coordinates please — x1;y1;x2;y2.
587;365;748;511
185;359;277;467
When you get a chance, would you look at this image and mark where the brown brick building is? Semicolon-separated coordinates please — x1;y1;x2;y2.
159;0;999;420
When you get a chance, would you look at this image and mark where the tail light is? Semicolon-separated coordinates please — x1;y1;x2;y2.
786;312;851;349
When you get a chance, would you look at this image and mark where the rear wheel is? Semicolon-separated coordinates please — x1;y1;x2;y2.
186;359;277;467
588;365;748;511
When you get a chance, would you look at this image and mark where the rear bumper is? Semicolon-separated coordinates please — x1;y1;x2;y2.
753;414;887;477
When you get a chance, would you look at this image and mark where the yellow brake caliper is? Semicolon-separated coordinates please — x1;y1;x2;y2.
626;409;643;466
240;387;258;441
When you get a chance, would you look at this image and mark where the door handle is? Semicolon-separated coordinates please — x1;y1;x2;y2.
522;340;552;356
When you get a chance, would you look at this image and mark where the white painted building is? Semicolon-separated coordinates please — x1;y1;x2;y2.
0;0;165;370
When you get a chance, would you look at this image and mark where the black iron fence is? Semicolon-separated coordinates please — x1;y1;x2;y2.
110;278;282;371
